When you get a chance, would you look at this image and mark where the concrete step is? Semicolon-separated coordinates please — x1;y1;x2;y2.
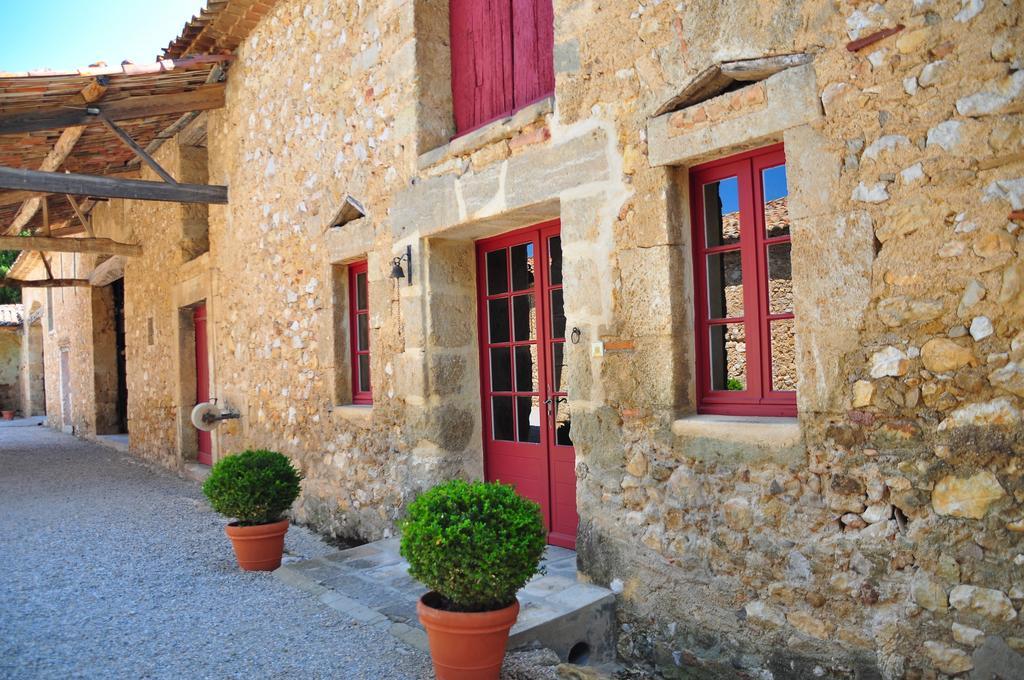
275;537;616;665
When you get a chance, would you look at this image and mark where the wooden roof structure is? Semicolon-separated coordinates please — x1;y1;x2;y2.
0;0;282;289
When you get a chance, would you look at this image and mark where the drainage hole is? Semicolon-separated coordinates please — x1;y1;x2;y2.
568;641;591;665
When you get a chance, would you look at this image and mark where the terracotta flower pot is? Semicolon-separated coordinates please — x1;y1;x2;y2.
224;518;289;571
1;411;13;420
416;593;520;680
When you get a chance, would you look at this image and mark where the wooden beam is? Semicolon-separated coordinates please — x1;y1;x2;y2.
89;256;125;287
0;236;141;257
0;84;226;136
0;171;141;206
0;278;91;289
0;166;227;204
100;115;178;184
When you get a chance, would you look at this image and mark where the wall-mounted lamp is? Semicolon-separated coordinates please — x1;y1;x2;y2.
391;245;412;285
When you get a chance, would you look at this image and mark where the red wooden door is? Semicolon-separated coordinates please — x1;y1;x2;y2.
194;304;212;465
477;220;577;549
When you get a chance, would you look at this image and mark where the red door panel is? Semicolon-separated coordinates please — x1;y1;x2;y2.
450;0;514;134
511;0;555;109
477;220;577;549
194;304;212;466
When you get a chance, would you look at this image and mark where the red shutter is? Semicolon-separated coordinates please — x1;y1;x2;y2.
450;0;514;135
512;0;555;108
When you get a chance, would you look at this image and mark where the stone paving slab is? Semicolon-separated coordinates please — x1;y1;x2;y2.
275;537;617;663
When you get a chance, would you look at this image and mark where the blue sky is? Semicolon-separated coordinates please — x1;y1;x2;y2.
0;0;204;72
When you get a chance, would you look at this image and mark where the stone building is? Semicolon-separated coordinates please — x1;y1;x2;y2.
1;0;1022;676
0;304;22;413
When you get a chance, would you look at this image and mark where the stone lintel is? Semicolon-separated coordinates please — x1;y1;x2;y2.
417;97;554;172
647;64;823;168
671;414;804;465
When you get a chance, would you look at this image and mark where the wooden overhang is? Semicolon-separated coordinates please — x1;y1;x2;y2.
0;54;232;288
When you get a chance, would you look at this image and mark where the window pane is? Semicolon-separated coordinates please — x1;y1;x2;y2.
356;271;368;310
762;164;789;238
515;345;538;392
358;354;371;393
516;396;541;443
488;298;510;343
491;347;512;392
548;235;563;285
357;314;369;351
703;177;740;248
707;251;744;319
554;398;572;446
511;242;535;291
770;318;797;392
513;294;536;342
767;242;793;314
552;342;565;393
550;289;566;339
486;249;508;295
709;324;746;391
492;396;514;441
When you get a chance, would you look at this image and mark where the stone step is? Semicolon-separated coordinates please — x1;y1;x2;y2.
275;537;616;665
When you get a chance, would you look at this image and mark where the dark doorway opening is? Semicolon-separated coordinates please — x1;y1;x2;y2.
111;279;128;434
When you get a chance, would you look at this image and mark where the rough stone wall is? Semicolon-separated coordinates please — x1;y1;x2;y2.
32;0;1024;676
0;327;20;411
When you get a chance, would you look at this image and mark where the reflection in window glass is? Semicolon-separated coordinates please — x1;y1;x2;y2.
488;298;510;343
550;289;566;339
762;164;789;238
554;398;572;446
513;294;536;342
553;343;565;392
767;242;793;314
709;324;746;391
516;396;541;443
515;345;538;392
491;347;512;392
511;242;535;291
703;177;740;247
548;236;562;285
487;249;508;295
493;396;514;441
358;354;371;393
356;272;368;309
357;315;369;351
707;251;744;319
771;319;797;392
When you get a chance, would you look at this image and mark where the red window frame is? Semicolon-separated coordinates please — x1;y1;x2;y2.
690;143;796;417
449;0;555;137
348;261;372;405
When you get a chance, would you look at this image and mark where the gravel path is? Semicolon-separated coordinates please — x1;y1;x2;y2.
0;423;432;679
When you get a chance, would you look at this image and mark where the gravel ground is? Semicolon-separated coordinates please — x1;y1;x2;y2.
0;424;432;679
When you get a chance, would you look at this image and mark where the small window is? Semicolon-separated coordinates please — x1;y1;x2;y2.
348;261;372;404
46;288;54;332
690;144;795;417
449;0;554;135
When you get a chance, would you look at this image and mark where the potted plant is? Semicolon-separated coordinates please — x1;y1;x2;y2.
202;449;303;571
401;479;546;680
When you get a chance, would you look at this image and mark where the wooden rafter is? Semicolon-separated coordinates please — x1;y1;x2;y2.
0;84;226;136
65;195;95;236
0;278;91;289
0;236;141;257
0;166;227;204
4;79;109;236
100;115;178;185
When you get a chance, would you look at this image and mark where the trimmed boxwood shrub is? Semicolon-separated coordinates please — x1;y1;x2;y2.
202;449;302;526
400;479;546;612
